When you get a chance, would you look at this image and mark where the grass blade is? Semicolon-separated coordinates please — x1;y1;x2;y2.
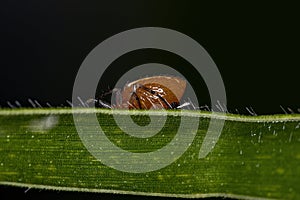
0;108;299;199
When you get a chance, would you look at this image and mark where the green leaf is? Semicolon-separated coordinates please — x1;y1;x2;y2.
0;108;299;199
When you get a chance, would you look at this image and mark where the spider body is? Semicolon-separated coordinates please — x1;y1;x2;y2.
127;83;180;109
96;76;187;109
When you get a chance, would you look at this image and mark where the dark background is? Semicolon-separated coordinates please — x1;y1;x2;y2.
0;1;299;199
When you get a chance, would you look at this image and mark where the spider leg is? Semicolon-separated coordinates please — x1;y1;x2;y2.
176;102;190;109
146;96;159;109
126;101;136;109
156;94;172;109
112;88;122;108
131;92;142;109
85;98;112;108
86;98;97;105
96;99;112;109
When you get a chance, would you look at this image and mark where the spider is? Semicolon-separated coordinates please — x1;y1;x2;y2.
91;76;189;109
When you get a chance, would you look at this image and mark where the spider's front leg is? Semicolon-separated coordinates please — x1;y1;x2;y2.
111;88;123;108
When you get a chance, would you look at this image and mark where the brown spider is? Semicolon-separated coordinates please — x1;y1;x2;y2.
92;76;189;109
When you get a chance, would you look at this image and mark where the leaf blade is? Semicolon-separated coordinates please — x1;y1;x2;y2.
0;108;299;199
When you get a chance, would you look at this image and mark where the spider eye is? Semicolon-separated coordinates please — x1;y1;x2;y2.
150;90;155;94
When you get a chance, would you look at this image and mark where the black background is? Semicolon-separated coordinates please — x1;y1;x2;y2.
0;1;299;199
